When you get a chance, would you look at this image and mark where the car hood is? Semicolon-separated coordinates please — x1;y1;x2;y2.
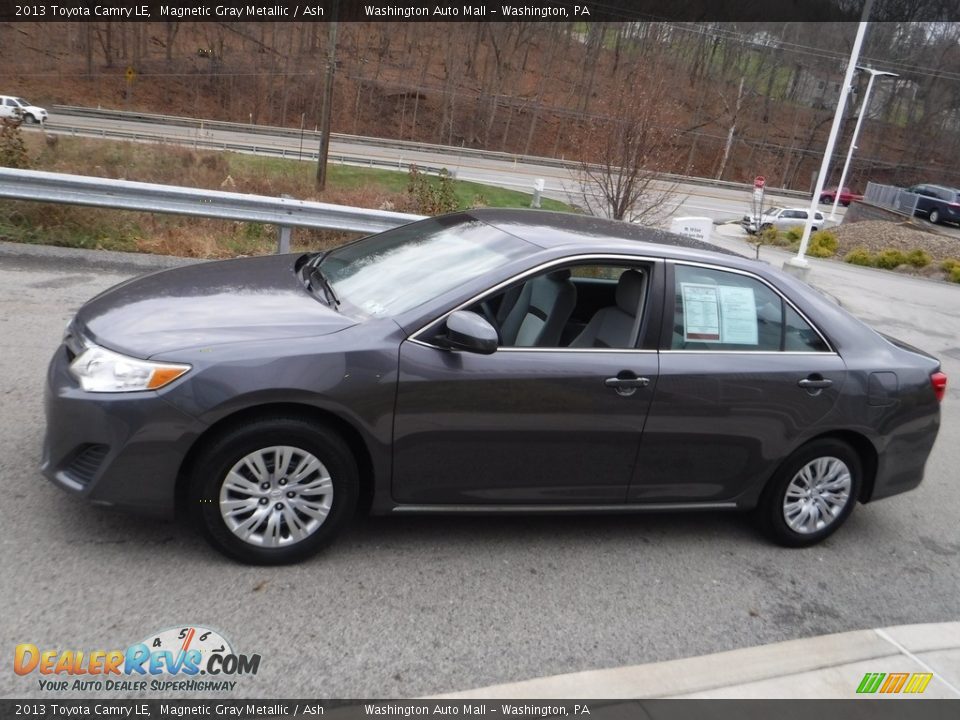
76;254;356;358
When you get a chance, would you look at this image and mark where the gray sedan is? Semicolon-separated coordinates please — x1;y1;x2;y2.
42;210;946;564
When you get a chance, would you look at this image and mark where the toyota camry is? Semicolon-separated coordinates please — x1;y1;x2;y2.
42;210;946;564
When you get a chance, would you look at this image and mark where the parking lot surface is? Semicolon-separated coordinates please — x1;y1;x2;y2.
1;243;958;698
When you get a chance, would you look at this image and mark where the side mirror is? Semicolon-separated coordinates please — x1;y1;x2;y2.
440;310;498;354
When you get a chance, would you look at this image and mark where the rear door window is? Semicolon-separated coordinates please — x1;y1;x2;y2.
670;264;830;352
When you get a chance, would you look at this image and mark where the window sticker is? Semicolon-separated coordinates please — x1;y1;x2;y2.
681;283;721;341
718;286;759;345
681;283;759;345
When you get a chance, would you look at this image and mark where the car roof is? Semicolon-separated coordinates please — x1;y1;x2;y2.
458;208;742;260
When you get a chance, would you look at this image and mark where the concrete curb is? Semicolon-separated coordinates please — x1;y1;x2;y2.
432;623;960;699
0;239;204;273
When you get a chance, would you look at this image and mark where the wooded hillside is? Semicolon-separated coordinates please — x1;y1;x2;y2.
4;20;960;190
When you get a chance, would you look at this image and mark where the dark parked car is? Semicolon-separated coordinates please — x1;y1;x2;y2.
906;184;960;225
43;210;947;564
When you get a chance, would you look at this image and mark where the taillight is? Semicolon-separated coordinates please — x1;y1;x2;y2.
931;371;947;402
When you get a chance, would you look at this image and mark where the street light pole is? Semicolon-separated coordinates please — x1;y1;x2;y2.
829;67;898;220
787;0;874;273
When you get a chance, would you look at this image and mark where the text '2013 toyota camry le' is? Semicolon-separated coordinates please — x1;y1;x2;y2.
42;210;946;564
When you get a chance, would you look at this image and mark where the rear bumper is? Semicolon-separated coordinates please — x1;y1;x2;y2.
41;344;203;519
867;412;940;502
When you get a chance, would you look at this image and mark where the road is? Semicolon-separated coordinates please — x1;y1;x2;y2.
0;241;957;700
32;112;829;225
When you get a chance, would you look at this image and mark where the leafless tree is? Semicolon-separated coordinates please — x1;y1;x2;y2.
575;77;682;225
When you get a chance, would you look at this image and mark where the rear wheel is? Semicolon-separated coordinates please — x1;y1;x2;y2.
755;438;861;547
929;209;941;224
189;417;358;564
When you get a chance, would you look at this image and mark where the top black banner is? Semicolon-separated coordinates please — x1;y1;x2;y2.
1;0;960;23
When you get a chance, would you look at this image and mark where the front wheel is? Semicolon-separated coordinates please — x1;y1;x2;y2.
929;209;941;224
755;438;861;547
23;113;37;124
819;195;831;204
189;417;359;564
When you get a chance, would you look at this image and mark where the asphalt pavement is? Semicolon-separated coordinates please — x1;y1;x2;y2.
0;239;958;699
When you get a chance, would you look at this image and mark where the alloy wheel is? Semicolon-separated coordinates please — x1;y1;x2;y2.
782;456;852;535
218;445;334;547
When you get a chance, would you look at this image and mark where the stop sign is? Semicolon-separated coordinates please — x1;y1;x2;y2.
754;176;766;189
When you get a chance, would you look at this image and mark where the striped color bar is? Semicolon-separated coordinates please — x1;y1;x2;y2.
857;673;885;693
856;672;934;694
904;673;934;694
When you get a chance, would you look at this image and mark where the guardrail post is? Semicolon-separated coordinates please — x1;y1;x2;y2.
277;225;292;254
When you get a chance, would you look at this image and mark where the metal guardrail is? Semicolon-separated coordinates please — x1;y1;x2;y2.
0;168;425;252
863;182;919;217
51;105;808;198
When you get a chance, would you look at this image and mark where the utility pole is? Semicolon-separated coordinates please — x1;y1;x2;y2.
316;2;339;191
787;0;873;274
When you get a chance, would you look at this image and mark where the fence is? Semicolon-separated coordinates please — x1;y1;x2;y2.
863;182;919;217
0;168;425;253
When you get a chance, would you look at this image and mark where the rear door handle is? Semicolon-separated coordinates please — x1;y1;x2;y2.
604;377;651;389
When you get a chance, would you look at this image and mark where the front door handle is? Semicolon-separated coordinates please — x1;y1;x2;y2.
604;374;650;397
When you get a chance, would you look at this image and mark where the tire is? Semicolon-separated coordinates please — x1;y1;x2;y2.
929;209;941;224
755;438;861;547
819;195;831;204
23;113;36;124
760;223;773;232
189;417;359;565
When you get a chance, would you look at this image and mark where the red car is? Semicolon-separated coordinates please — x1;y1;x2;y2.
819;186;863;206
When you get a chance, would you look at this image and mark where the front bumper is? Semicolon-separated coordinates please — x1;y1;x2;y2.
41;343;203;519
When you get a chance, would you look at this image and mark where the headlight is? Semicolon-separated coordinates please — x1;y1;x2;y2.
68;345;191;392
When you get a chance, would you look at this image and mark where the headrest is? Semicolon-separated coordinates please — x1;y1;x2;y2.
616;270;646;313
546;269;572;282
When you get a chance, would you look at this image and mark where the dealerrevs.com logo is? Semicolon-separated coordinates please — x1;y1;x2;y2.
14;626;261;692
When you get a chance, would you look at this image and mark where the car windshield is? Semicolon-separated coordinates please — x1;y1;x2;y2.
318;217;536;317
765;207;782;214
14;98;30;107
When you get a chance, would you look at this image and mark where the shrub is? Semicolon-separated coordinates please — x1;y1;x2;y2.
807;230;839;258
950;266;960;284
407;165;458;215
0;120;30;169
905;249;931;268
758;225;779;244
942;258;960;273
875;249;908;270
844;248;875;266
784;226;804;242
